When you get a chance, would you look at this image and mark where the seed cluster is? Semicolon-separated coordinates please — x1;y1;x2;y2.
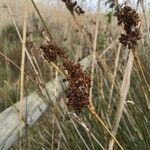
40;42;91;111
115;6;141;49
61;0;85;15
40;42;65;62
63;60;91;111
119;28;141;49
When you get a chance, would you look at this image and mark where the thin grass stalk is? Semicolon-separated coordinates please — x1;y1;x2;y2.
19;1;27;149
89;0;101;104
0;51;34;83
0;87;16;109
71;113;105;150
98;38;119;59
88;104;124;150
30;0;53;41
138;0;150;46
98;60;120;95
71;119;91;150
108;43;121;111
50;71;59;150
132;49;150;93
108;50;134;150
4;45;10;109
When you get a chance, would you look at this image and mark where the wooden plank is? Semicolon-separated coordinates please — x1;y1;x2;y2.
0;56;91;150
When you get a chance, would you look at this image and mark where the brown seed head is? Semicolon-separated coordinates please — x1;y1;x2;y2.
40;42;65;62
61;0;85;15
63;60;91;111
40;41;91;112
115;6;141;49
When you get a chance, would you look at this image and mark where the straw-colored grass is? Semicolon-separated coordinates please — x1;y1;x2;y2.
0;0;150;150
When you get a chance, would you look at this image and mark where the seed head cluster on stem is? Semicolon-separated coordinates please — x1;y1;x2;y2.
40;41;91;112
106;0;141;49
40;42;65;62
61;0;85;15
115;6;141;49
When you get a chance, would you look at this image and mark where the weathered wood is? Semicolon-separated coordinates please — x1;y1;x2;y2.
0;56;91;150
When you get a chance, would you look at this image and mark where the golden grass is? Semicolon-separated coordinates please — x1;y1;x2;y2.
0;0;150;149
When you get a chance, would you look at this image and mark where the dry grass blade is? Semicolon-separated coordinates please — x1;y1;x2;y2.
108;43;121;110
138;0;150;45
88;104;124;150
0;51;34;82
19;1;27;148
0;0;149;149
108;50;134;150
132;49;150;93
71;113;105;150
30;0;53;41
89;0;101;104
